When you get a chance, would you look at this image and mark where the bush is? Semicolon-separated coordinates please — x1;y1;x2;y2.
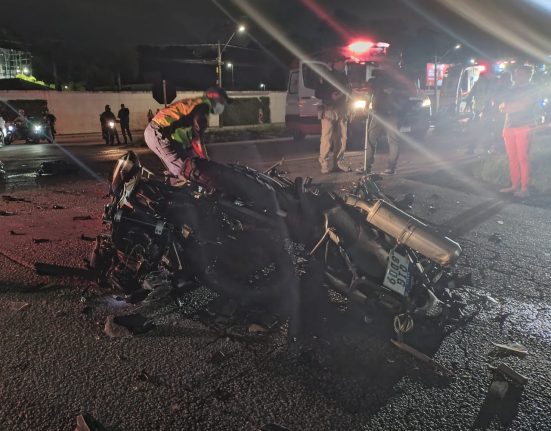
475;135;551;193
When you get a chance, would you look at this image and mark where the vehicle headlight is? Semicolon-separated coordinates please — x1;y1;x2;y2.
421;98;431;108
34;125;43;132
108;121;115;128
8;125;14;131
353;99;367;110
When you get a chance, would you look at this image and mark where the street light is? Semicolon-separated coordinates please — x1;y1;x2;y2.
22;67;30;75
433;43;462;112
259;83;266;91
226;62;234;89
217;24;246;87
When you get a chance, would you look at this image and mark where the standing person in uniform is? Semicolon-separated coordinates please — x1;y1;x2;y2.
117;104;132;145
315;57;350;174
364;69;402;175
499;65;541;198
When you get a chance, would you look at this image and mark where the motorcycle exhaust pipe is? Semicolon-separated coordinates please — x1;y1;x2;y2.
345;197;461;266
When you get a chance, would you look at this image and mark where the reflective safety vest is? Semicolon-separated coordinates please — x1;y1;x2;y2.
152;96;212;146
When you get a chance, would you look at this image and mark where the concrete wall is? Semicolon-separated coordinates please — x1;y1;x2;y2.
0;90;287;135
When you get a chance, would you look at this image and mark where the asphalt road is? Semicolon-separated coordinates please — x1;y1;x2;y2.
0;134;550;430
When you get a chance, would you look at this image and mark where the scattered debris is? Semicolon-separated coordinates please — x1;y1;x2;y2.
428;204;438;213
37;160;79;176
32;238;50;244
495;363;528;386
10;230;25;236
52;204;65;210
73;215;93;221
74;413;106;431
80;234;96;242
491;342;528;357
485;295;499;304
0;210;16;216
396;193;415;210
496;220;504;225
390;339;454;376
261;424;291;431
248;323;269;334
247;310;280;330
488;233;502;244
104;313;155;338
2;195;31;203
5;301;30;312
104;315;132;338
34;262;93;279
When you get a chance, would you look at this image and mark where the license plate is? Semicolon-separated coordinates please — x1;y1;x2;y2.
383;250;412;296
399;126;411;133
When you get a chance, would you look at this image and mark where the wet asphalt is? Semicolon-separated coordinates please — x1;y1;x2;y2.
0;135;549;430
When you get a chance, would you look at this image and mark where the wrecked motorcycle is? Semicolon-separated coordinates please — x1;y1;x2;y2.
90;151;463;329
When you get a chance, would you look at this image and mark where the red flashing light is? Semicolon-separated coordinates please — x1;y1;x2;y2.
348;40;373;54
478;64;487;73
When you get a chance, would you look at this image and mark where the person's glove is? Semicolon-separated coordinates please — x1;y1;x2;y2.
191;137;208;159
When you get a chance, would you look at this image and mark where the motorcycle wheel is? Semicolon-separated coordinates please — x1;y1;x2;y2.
195;233;300;308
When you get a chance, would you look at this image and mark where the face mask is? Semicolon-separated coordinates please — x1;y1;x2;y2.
212;102;225;115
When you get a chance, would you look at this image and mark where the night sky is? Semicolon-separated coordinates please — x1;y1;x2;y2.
3;0;547;50
1;0;549;87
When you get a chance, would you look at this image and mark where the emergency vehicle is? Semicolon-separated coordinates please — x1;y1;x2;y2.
285;40;432;143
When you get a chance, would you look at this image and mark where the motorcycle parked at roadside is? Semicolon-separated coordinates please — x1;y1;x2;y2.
3;119;51;145
90;152;464;333
102;120;117;146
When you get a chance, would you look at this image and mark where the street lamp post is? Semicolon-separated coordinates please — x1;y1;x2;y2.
434;43;461;112
217;25;245;87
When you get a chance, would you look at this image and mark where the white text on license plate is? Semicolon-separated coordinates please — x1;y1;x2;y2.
383;250;412;296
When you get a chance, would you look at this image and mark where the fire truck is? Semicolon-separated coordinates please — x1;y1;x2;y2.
285;40;432;144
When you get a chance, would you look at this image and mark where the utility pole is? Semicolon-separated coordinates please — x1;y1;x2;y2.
217;41;222;87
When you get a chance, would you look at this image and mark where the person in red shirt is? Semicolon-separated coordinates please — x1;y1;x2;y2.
499;66;540;198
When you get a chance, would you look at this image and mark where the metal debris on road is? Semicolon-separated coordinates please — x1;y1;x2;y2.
35;262;93;279
261;424;291;431
10;230;25;235
248;323;269;333
74;413;106;431
73;215;93;221
104;315;132;338
2;195;31;203
390;338;454;376
0;210;16;216
37;160;79;176
491;342;528;357
4;301;30;312
428;204;438;213
496;220;504;225
104;313;155;337
80;234;95;242
52;204;65;210
32;238;50;244
496;363;528;386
